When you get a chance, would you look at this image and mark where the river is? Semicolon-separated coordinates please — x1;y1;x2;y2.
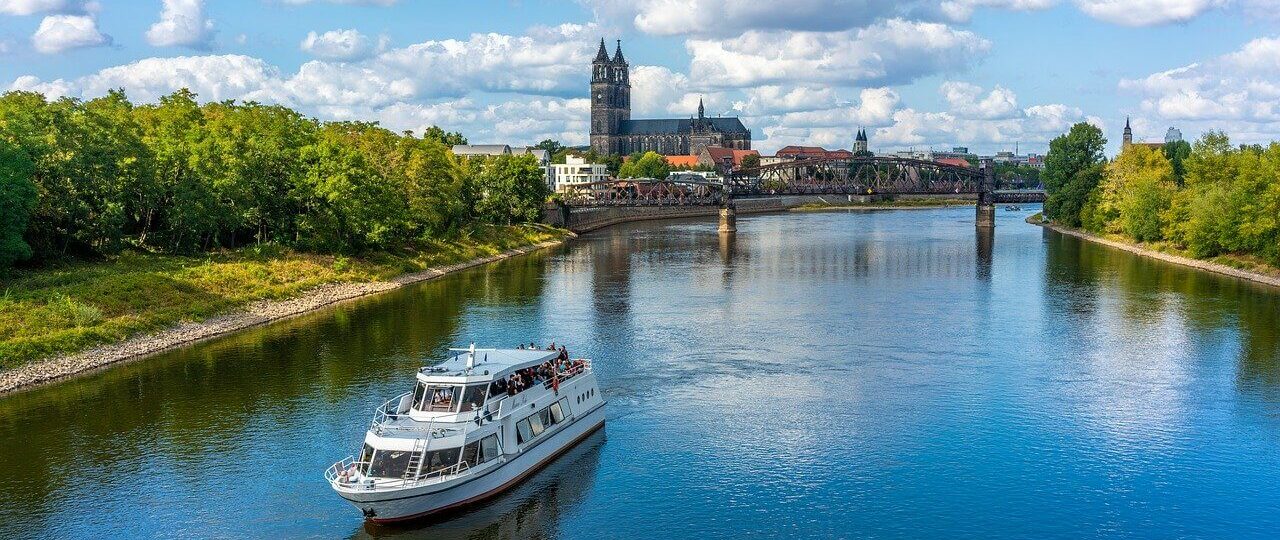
2;206;1279;539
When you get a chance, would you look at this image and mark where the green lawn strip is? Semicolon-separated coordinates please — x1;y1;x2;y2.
0;225;565;369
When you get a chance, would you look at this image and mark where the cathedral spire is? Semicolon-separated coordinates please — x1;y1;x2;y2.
612;39;626;63
698;97;704;119
594;38;609;63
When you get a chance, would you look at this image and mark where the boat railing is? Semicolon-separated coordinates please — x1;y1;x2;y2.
369;392;474;437
404;460;473;487
325;456;371;489
541;359;593;390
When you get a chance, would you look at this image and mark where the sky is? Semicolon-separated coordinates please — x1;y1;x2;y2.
1;0;1278;156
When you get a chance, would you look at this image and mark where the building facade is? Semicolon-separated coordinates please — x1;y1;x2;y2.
551;155;609;192
590;39;751;156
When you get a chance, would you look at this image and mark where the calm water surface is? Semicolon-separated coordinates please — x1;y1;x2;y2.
3;206;1280;539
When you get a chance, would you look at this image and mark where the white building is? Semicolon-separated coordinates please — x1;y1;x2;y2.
552;156;609;192
1165;127;1183;144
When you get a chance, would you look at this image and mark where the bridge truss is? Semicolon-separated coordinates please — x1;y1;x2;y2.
560;157;1013;207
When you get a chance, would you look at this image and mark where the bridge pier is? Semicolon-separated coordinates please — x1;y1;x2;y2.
976;203;995;228
718;202;737;234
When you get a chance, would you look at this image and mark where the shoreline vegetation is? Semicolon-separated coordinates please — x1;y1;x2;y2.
0;224;568;395
1027;213;1280;288
790;198;976;211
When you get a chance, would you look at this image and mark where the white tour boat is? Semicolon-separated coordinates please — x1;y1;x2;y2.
325;345;606;522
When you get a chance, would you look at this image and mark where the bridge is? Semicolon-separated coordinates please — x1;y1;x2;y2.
558;156;1045;231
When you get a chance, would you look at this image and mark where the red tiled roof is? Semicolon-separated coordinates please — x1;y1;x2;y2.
665;155;700;167
936;157;972;168
703;147;760;167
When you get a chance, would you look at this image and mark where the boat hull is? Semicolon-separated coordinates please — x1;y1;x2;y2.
338;403;606;523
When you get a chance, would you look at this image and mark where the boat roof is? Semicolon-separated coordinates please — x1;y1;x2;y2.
417;348;559;381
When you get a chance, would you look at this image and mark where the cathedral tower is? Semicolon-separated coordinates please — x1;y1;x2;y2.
1122;116;1133;148
590;39;630;155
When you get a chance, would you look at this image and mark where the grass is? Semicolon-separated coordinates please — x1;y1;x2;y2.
0;224;567;369
792;198;976;211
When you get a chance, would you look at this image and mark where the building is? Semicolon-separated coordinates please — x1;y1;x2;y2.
665;155;701;169
698;146;760;173
1120;117;1165;152
551;155;609;192
1165;127;1183;143
590;39;751;156
854;129;869;154
935;157;972;168
452;144;554;191
774;146;853;161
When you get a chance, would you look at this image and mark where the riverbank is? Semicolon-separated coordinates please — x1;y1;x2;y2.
0;225;568;395
1027;214;1280;289
791;198;976;212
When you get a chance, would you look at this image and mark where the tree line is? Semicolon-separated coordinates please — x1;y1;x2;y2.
0;89;550;270
1043;122;1280;266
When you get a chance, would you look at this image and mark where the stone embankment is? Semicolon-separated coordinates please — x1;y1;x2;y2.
0;239;566;395
1029;216;1280;289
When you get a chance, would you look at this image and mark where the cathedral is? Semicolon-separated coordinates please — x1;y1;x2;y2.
590;39;752;156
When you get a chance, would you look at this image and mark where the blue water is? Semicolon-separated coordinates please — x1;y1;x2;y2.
2;206;1279;539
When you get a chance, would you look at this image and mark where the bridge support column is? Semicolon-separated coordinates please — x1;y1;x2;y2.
976;158;996;228
718;202;737;234
976;203;995;228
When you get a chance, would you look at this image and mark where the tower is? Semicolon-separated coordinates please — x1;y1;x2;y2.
590;38;630;155
1122;116;1133;148
854;128;868;154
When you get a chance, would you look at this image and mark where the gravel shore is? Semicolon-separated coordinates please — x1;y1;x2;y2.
0;239;565;396
1029;216;1280;289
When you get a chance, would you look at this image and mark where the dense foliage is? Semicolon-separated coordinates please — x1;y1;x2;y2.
0;90;548;270
618;151;671;179
1046;125;1280;266
1043;123;1108;227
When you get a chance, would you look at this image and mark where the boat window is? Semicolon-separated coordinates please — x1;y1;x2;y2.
424;385;460;412
425;447;461;473
480;435;500;462
516;419;533;444
539;407;553;428
461;441;480;467
411;382;427;411
550;401;565;424
458;384;487;413
529;411;545;436
368;448;412;479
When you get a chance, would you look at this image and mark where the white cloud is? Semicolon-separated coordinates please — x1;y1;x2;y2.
300;29;378;61
146;0;215;49
939;81;1020;119
593;0;899;37
0;0;84;15
280;0;397;4
1121;35;1280;124
687;19;990;88
1073;0;1226;26
30;14;110;54
939;0;1057;22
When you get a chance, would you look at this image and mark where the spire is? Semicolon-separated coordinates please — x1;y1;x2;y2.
698;97;705;119
1125;116;1131;130
594;38;609;63
612;39;626;63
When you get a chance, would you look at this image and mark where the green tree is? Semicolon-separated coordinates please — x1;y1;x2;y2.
535;139;565;156
740;153;761;169
618;151;670;179
0;139;36;269
1043;122;1106;226
1095;145;1175;241
471;154;548;225
421;125;467;147
1162;139;1191;184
